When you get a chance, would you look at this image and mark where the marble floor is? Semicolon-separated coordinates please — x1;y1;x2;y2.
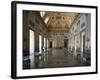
23;48;90;69
35;48;90;69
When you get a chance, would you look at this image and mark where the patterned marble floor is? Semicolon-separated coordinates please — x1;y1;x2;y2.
34;48;90;69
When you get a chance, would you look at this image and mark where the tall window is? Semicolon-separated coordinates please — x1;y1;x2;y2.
29;30;35;68
30;30;34;54
44;37;46;49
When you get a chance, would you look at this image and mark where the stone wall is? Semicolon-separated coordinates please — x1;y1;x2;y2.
67;13;91;56
23;11;48;53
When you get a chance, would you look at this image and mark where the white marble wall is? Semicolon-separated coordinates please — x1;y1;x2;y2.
67;13;91;55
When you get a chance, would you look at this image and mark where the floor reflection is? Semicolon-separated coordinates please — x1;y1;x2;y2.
23;48;91;69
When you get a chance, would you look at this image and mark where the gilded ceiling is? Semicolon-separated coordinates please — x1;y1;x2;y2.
41;12;79;33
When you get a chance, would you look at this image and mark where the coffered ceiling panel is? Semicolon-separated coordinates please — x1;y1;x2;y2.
42;12;79;33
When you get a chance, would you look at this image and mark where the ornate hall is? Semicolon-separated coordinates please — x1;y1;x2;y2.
22;11;91;69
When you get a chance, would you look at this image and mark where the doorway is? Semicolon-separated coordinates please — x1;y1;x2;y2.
50;41;52;48
81;31;85;57
83;35;85;53
64;39;68;48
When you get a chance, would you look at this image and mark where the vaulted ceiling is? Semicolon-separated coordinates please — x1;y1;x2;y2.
41;12;79;33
